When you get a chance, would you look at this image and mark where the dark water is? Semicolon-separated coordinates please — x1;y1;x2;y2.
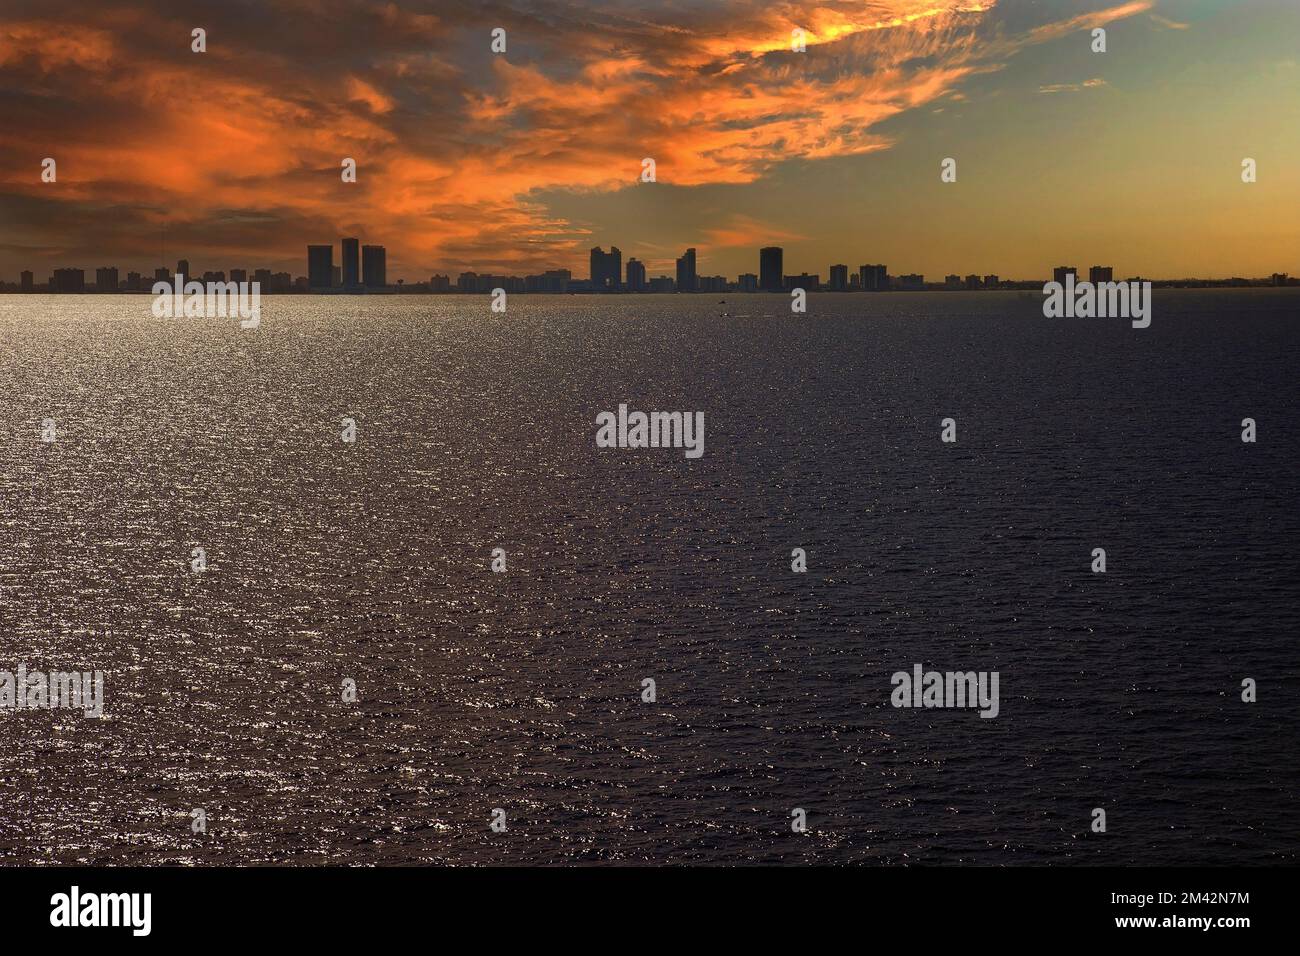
0;289;1296;865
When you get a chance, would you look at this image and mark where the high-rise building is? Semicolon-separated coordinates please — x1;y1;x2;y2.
625;258;647;292
738;273;758;292
589;246;622;290
760;247;783;292
829;264;849;291
607;247;622;290
362;245;386;288
95;267;119;292
675;247;697;293
524;269;571;293
342;238;360;288
784;273;820;292
983;274;999;289
307;244;334;289
20;270;33;292
1053;266;1077;286
230;269;247;284
1089;265;1113;283
177;259;190;279
899;273;924;291
459;272;517;294
125;271;141;291
51;268;85;293
155;267;171;283
859;264;887;291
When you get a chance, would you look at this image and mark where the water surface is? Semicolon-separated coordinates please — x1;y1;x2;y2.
0;290;1296;864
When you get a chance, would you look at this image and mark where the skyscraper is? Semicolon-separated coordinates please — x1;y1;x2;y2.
342;238;360;288
51;268;85;293
675;247;697;293
1053;266;1077;286
1089;266;1113;283
20;270;33;292
177;259;190;279
524;270;571;293
760;247;783;292
829;264;848;291
95;267;119;292
362;245;386;288
859;264;887;291
785;273;820;292
608;246;622;290
626;258;647;292
307;245;334;289
590;246;622;290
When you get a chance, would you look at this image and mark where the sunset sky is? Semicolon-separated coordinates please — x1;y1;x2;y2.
2;0;1297;282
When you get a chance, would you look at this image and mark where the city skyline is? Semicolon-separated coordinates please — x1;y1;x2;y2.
5;235;1293;294
2;1;1297;282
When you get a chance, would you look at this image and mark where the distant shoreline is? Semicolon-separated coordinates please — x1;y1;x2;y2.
1;284;1296;296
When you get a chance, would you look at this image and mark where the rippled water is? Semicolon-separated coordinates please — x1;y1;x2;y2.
0;290;1296;865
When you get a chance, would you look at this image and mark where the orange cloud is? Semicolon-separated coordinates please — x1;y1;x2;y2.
0;0;1158;279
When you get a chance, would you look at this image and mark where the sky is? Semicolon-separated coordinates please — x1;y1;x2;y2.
1;0;1297;282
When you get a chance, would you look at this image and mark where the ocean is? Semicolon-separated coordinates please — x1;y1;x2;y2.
0;289;1296;864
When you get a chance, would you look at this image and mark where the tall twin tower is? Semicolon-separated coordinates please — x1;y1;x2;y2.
307;239;387;290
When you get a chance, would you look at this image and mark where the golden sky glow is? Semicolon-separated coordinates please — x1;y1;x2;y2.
1;0;1296;281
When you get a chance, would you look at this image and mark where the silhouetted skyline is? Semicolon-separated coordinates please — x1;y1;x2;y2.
3;2;1297;281
4;237;1293;294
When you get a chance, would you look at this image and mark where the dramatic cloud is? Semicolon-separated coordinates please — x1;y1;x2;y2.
0;0;1153;278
